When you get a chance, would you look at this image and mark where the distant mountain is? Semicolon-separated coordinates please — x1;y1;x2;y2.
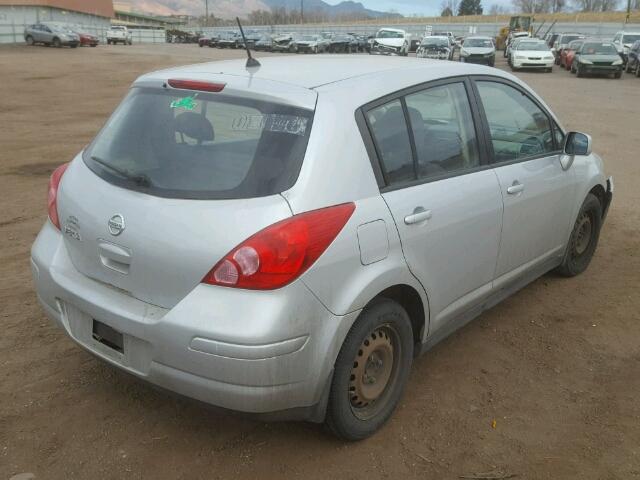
263;0;401;18
127;0;400;19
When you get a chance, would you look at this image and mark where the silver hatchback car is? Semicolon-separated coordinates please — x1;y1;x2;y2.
31;56;612;440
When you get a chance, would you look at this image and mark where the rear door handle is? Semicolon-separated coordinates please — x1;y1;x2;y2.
404;207;432;225
507;181;524;195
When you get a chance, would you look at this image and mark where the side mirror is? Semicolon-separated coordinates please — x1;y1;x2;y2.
564;131;592;156
561;132;591;170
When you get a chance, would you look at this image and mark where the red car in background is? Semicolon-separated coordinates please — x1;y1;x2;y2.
71;27;99;47
561;39;584;70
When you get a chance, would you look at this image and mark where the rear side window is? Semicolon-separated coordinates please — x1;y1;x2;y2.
84;87;313;199
476;81;554;162
366;99;415;185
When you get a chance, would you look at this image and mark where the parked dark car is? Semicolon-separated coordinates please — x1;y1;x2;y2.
253;34;274;51
328;34;355;53
571;41;624;78
217;31;240;48
347;33;368;52
24;23;79;48
624;40;640;75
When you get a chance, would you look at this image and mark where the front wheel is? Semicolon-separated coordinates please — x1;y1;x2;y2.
25;35;34;46
576;65;584;77
556;193;602;277
635;62;640;77
325;299;414;441
52;37;61;48
614;71;622;79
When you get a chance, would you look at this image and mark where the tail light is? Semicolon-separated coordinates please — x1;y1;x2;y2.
202;203;355;290
168;79;226;93
48;163;69;230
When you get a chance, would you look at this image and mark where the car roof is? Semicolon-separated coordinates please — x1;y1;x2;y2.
141;56;458;90
378;28;404;33
465;36;493;40
137;56;524;111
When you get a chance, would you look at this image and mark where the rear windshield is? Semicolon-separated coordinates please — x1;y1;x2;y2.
84;87;313;199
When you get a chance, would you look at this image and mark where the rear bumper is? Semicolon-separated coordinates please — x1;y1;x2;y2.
31;221;359;420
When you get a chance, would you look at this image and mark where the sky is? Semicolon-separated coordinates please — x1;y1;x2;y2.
323;0;513;16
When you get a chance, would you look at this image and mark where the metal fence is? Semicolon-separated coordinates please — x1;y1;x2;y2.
193;21;634;41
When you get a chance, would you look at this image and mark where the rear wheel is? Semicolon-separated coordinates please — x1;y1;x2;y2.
556;193;602;277
25;35;34;46
635;62;640;77
325;299;414;441
52;37;61;48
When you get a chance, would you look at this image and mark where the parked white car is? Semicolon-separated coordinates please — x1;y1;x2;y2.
459;36;496;66
106;26;132;45
511;39;555;71
369;28;410;56
31;56;612;441
612;31;640;66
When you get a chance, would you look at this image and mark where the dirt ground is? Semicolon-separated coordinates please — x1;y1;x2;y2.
1;43;639;480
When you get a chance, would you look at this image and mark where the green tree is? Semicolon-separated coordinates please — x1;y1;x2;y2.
441;6;454;15
458;0;484;15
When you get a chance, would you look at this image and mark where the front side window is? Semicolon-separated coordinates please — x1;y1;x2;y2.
405;83;480;179
476;81;554;163
84;87;313;199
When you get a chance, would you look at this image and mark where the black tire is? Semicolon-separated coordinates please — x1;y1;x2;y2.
571;61;576;74
576;65;583;78
636;62;640;77
325;298;414;441
52;37;61;48
70;44;78;48
614;71;622;79
556;193;602;277
25;35;34;46
625;61;632;73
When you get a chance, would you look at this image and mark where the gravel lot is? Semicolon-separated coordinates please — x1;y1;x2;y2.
1;43;639;480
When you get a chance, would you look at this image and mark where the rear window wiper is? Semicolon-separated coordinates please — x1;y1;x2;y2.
90;156;153;187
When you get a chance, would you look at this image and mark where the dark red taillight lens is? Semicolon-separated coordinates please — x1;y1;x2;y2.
202;203;356;290
168;79;226;92
47;163;69;230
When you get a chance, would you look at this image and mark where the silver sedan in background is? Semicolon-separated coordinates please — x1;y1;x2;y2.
31;56;612;440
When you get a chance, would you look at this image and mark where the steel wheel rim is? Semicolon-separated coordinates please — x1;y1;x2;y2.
574;212;593;256
348;324;401;421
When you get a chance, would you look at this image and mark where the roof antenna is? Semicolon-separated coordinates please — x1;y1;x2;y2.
236;17;260;68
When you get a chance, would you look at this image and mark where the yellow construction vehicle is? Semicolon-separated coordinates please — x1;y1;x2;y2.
496;15;532;51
